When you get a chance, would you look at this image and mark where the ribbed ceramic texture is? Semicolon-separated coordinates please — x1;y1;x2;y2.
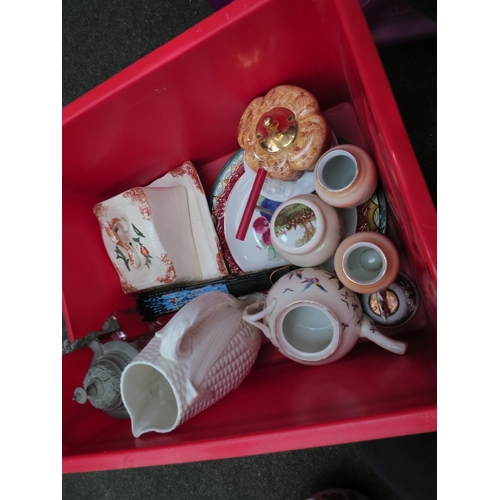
122;321;260;433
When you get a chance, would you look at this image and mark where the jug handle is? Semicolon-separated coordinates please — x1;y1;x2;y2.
242;298;277;340
158;293;262;405
102;218;140;268
359;315;407;355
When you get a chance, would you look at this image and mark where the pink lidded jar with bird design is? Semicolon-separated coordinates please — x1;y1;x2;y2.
242;267;407;365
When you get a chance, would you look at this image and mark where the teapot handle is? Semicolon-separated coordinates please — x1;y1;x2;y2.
242;298;277;339
359;315;407;355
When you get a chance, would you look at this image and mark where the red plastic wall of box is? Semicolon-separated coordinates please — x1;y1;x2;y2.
62;0;436;473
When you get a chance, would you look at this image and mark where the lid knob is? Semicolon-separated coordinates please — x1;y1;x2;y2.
73;387;88;404
256;107;298;153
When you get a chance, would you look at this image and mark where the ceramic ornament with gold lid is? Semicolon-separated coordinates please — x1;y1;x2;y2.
237;85;330;181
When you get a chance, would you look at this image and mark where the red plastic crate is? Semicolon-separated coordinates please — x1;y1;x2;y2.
62;0;436;473
207;0;438;47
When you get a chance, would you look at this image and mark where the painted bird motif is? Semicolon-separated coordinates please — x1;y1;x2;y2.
300;277;327;293
287;269;303;280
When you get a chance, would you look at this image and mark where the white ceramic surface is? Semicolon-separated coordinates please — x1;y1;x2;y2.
269;194;343;267
224;173;289;272
121;292;263;437
147;161;228;280
242;267;407;365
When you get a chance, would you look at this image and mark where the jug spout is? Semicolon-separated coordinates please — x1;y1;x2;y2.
359;315;407;355
122;356;181;437
121;294;264;436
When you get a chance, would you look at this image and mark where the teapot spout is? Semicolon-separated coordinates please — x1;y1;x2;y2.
359;315;407;355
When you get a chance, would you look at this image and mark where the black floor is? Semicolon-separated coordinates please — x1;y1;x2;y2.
62;1;436;498
62;433;436;500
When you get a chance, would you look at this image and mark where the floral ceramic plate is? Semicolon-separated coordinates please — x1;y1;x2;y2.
210;150;387;274
210;151;289;273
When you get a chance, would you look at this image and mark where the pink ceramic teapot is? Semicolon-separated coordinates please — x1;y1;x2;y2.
242;267;407;365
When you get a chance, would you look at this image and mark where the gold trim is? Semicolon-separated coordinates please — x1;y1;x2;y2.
269;265;295;284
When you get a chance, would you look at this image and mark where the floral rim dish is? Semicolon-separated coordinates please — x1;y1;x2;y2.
210;151;289;273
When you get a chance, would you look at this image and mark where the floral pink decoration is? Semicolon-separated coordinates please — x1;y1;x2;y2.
252;216;272;246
